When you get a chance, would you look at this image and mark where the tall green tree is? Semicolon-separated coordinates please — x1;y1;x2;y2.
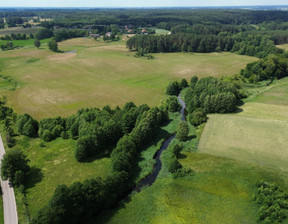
34;39;41;49
166;81;180;96
48;39;58;52
176;121;189;141
1;149;30;186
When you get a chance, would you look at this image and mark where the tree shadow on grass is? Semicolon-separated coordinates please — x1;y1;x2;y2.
80;149;111;163
25;166;43;190
235;107;243;114
186;134;196;141
178;153;187;159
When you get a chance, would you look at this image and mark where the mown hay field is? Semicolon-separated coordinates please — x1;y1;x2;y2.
0;38;256;119
198;78;288;176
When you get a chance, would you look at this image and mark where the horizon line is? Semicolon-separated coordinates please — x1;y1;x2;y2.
0;5;288;9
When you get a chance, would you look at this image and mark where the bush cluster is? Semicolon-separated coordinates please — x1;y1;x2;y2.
166;78;188;96
254;181;288;224
160;96;181;113
167;144;192;178
241;54;288;83
17;114;38;138
185;76;240;114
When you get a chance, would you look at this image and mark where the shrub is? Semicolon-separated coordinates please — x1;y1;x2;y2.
48;39;58;52
179;79;188;89
167;156;182;173
189;108;208;126
166;81;180;96
172;144;182;159
176;121;189;141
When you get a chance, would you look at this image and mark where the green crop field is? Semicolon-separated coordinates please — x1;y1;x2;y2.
9;136;110;222
0;37;256;119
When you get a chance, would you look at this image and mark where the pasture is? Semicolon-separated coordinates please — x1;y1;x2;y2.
0;38;256;119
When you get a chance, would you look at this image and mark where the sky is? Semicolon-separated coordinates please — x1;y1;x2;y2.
0;0;287;8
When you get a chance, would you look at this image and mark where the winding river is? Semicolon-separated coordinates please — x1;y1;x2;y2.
134;94;186;192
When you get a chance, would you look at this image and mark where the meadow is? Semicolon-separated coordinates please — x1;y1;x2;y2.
98;150;288;224
0;38;51;48
198;78;288;176
7;136;111;223
0;37;256;119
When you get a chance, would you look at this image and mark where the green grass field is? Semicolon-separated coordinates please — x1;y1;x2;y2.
198;78;288;176
198;114;288;175
0;38;51;48
8;136;110;222
155;28;170;35
98;151;287;224
0;37;256;119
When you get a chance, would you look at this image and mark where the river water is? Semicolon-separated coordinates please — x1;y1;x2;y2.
134;94;186;192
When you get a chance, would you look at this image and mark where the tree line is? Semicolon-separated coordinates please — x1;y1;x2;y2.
126;32;282;58
0;33;34;41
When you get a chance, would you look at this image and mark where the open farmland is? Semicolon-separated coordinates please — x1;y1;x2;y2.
0;38;256;119
198;79;288;176
198;114;288;175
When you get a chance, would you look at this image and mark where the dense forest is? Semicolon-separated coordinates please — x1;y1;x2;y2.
3;8;288;27
126;32;282;58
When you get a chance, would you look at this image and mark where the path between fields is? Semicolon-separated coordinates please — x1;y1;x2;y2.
0;134;18;224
